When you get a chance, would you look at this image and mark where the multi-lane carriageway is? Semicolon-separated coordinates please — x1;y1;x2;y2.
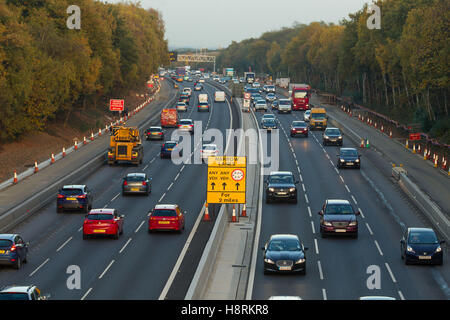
0;78;448;300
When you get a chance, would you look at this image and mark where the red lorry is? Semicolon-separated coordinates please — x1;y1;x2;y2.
160;109;178;128
291;84;311;111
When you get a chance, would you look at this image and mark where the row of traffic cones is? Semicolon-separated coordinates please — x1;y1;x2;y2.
203;203;247;222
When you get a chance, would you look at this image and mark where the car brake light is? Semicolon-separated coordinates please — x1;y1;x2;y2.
57;194;65;198
77;195;86;199
10;245;16;252
158;132;163;135
142;181;147;186
123;181;128;186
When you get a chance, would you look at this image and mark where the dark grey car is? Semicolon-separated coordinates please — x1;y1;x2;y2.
122;173;151;196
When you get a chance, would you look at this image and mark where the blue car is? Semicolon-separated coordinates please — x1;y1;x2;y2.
160;141;183;159
57;185;93;213
401;228;444;265
337;148;361;169
0;234;28;269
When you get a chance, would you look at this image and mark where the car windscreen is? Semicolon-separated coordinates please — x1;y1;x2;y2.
311;113;326;119
152;209;177;217
0;240;12;247
0;293;29;300
164;143;177;148
87;214;114;220
203;145;217;151
294;91;307;98
292;121;306;127
267;86;275;89
148;127;162;132
256;101;266;105
60;188;83;195
408;232;438;244
325;129;341;135
179;120;192;125
269;174;294;184
199;102;208;105
268;239;301;252
279;100;290;105
125;175;145;182
340;150;358;157
325;204;354;215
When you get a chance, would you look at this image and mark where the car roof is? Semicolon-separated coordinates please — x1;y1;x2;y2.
340;148;357;152
0;234;18;241
326;199;351;205
269;234;299;241
62;185;85;189
203;144;217;148
126;173;146;178
154;204;178;210
408;227;435;233
269;171;293;175
325;127;340;130
88;208;114;214
164;141;177;144
359;296;396;300
180;118;193;122
0;286;34;294
149;126;162;129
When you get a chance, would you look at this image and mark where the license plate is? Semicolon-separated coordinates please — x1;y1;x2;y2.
346;162;353;165
66;197;76;201
131;188;140;191
152;132;158;135
279;266;291;271
0;250;5;254
93;229;106;233
167;148;173;151
159;221;170;224
335;229;347;233
277;192;287;195
419;256;432;260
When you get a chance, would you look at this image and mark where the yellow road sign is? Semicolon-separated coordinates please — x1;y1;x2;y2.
207;156;246;204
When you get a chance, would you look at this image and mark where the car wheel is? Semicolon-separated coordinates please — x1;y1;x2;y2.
263;269;269;275
405;258;410;265
437;258;443;266
266;197;272;204
23;255;27;263
400;251;404;260
353;233;358;239
321;232;326;238
57;207;63;213
120;226;123;235
84;206;89;214
292;197;298;204
14;258;21;270
83;233;88;240
114;229;120;240
300;267;306;275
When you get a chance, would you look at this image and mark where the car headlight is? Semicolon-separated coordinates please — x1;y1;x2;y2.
407;245;415;253
289;188;296;192
324;135;329;139
295;258;305;264
268;188;275;192
323;221;332;226
349;221;357;226
264;258;275;264
340;159;345;162
338;136;342;139
435;246;442;253
355;159;360;162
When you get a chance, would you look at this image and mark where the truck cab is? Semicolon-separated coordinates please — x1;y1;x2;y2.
310;107;327;130
291;84;311;111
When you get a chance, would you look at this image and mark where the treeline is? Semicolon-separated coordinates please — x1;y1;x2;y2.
0;0;168;142
217;0;449;142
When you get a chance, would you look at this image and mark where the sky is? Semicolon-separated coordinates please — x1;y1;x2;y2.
105;0;371;49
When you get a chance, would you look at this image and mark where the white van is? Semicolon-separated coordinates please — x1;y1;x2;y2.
198;93;208;104
214;91;225;102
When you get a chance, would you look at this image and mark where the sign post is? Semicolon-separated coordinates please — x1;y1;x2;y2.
207;156;246;204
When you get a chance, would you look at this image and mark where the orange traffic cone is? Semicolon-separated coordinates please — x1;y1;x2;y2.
241;204;247;217
360;139;365;148
389;131;392;138
434;155;438;168
13;170;18;184
62;147;66;157
51;153;55;164
34;161;38;173
90;132;94;141
74;141;78;150
405;140;409;149
203;203;211;221
231;205;237;222
412;144;416;153
98;128;102;136
381;125;384;132
83;136;87;145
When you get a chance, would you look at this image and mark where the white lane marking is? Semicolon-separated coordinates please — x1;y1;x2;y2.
385;263;397;283
345;185;351;193
111;193;120;202
351;195;358;205
334;168;339;174
80;288;93;300
314;238;319;254
308;206;312;217
339;175;344;183
78;226;83;232
330;160;334;166
158;193;166;203
311;221;316;234
174;173;180;181
398;291;405;300
304;194;309;203
167;182;174;191
365;223;374;235
135;220;145;232
99;260;115;279
358;207;365;218
302;184;306;192
317;261;324;280
29;258;50;277
56;236;73;252
374;240;383;256
299;174;303;182
180;165;185;172
143;164;149;170
322;288;327;300
119;238;132;254
326;154;330;159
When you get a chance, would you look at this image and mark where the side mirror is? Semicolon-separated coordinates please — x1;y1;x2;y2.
355;211;360;216
440;240;446;244
318;211;323;216
304;247;309;251
261;246;265;251
295;180;299;185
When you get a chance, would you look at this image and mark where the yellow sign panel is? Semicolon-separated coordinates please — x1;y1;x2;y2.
207;156;246;204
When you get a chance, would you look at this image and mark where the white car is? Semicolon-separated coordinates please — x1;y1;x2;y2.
278;99;292;114
304;110;311;122
254;99;268;111
199;78;205;83
182;88;192;96
201;144;219;163
0;285;50;300
178;119;194;134
176;102;187;112
252;82;260;88
214;91;226;102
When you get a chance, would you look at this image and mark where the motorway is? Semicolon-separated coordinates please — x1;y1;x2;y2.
0;79;238;299
247;89;450;300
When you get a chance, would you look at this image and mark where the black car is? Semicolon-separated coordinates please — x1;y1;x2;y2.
122;173;151;196
145;126;164;140
179;94;190;105
262;234;307;275
160;141;183;159
194;84;203;91
261;118;278;132
0;234;28;269
265;171;298;203
57;185;93;213
318;199;360;238
323;127;343;146
271;100;279;110
401;228;444;265
290;121;309;137
337;148;361;169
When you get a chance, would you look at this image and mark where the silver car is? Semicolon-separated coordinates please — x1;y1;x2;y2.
254;99;268;112
201;144;219;163
122;173;151;196
178;119;194;134
304;110;311;122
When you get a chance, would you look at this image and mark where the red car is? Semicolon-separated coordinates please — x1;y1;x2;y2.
148;204;185;233
290;121;309;137
83;209;124;240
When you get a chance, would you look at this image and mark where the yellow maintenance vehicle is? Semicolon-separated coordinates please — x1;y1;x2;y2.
310;107;328;130
107;126;143;166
